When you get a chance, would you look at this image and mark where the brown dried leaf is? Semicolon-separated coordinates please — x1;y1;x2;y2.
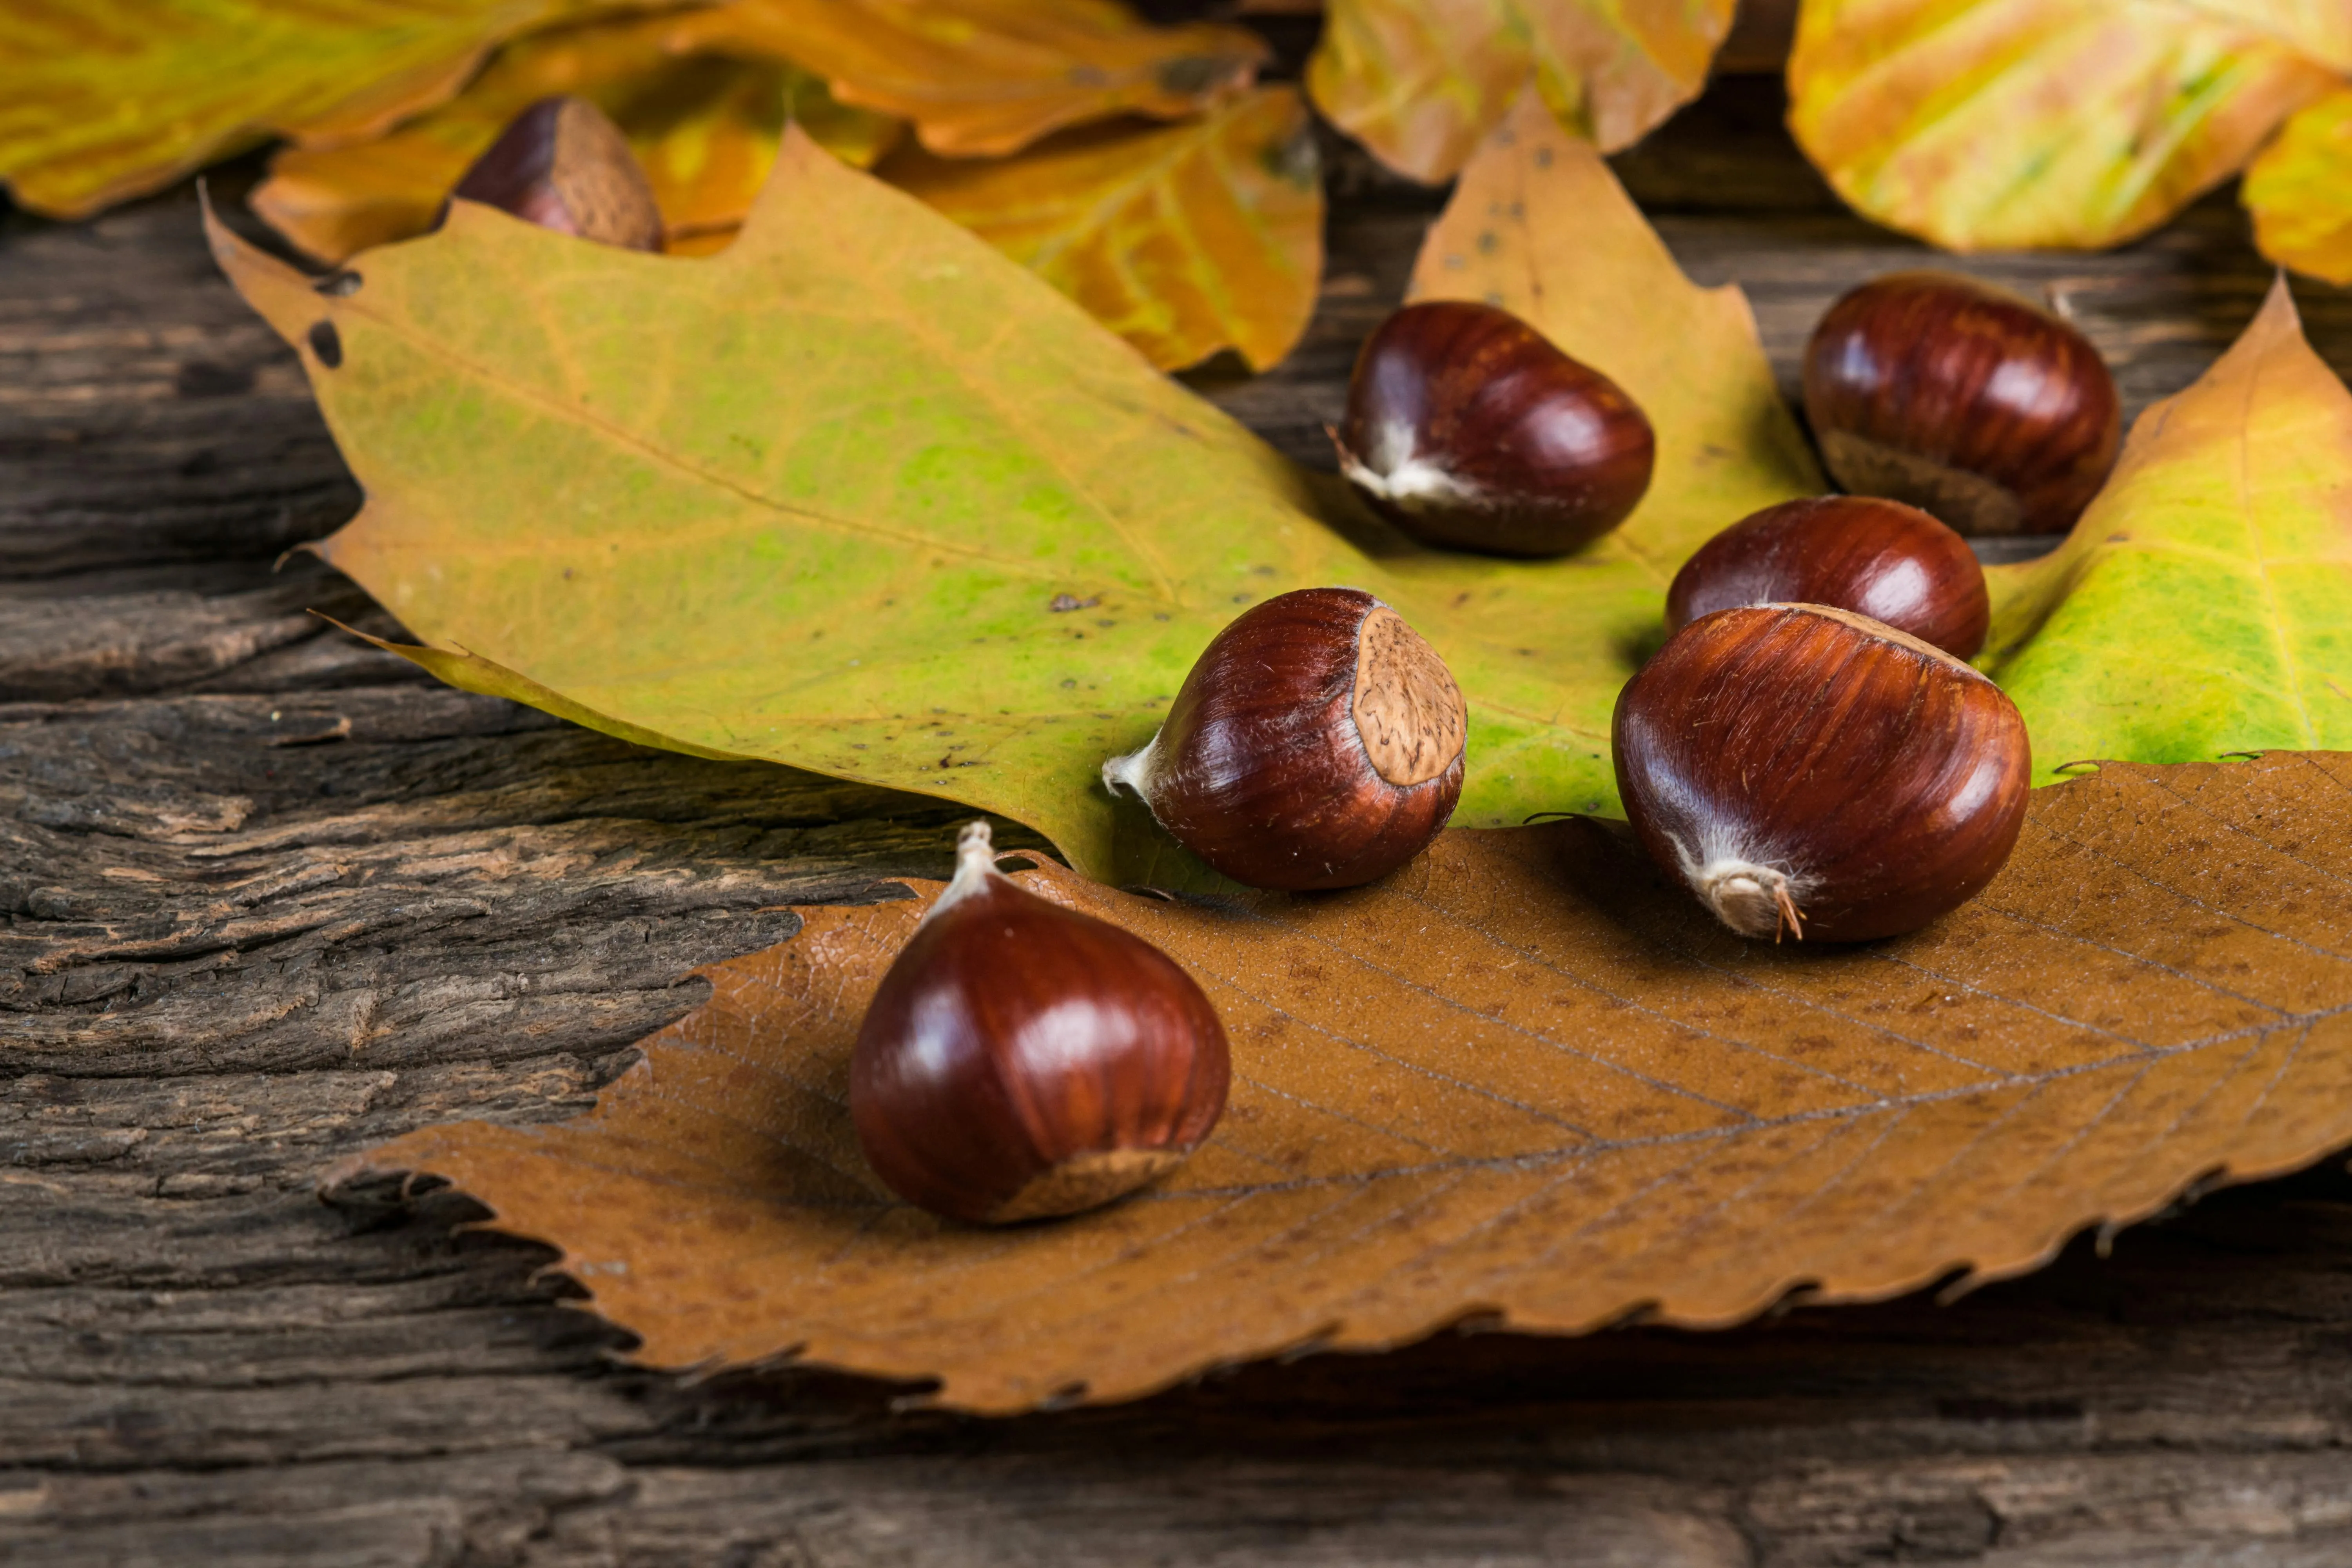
345;752;2352;1412
881;87;1322;372
675;0;1271;158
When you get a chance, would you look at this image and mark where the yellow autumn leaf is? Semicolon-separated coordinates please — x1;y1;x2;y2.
881;87;1323;373
2244;85;2352;285
0;0;662;220
1788;0;2352;252
252;9;900;264
1307;0;1736;183
674;0;1270;158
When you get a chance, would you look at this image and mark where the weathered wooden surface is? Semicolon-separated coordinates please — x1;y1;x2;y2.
10;77;2352;1566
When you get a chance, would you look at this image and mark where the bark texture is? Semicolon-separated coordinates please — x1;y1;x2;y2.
9;79;2352;1566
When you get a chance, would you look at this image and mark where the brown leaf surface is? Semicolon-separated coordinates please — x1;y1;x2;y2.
677;0;1270;158
881;87;1322;372
346;753;2352;1412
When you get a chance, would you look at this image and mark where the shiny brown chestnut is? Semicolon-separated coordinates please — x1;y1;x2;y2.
1103;587;1466;890
1334;300;1655;557
1803;271;2120;536
851;821;1230;1225
1613;604;2030;942
451;96;662;251
1666;495;1990;660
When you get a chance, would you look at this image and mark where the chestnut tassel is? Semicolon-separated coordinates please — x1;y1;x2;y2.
1104;588;1466;890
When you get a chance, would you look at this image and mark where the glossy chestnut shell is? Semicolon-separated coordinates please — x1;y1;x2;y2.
1666;495;1991;660
1613;604;2030;942
1335;300;1655;557
851;822;1230;1225
1803;271;2120;536
1103;587;1466;890
452;96;663;252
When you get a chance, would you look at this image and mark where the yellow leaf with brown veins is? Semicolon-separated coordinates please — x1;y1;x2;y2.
0;0;661;220
883;87;1322;373
1788;0;2352;251
680;0;1270;158
252;9;902;264
1308;0;1737;183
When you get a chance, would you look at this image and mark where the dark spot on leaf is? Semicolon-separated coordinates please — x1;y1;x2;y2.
313;270;363;298
307;321;342;368
1049;594;1100;612
1476;231;1499;255
174;360;253;398
1534;145;1553;169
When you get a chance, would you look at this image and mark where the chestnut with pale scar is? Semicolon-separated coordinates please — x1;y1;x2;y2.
450;96;663;253
1351;606;1469;786
1804;271;2120;536
1105;587;1466;889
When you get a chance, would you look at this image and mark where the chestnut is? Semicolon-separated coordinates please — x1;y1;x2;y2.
1103;587;1465;891
1666;495;1990;660
1334;300;1655;557
1802;271;2120;536
1613;603;2030;942
450;96;662;252
851;821;1229;1225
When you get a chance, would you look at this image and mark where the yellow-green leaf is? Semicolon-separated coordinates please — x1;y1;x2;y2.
675;0;1270;158
881;87;1322;373
2244;85;2352;285
1307;0;1737;183
1984;277;2352;776
252;9;902;263
203;118;1813;882
1788;0;2351;251
0;0;661;220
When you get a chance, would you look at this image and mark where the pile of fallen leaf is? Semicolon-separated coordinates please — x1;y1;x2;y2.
10;0;2352;383
15;0;2352;1407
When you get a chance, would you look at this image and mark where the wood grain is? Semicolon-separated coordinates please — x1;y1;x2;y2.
10;78;2352;1564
